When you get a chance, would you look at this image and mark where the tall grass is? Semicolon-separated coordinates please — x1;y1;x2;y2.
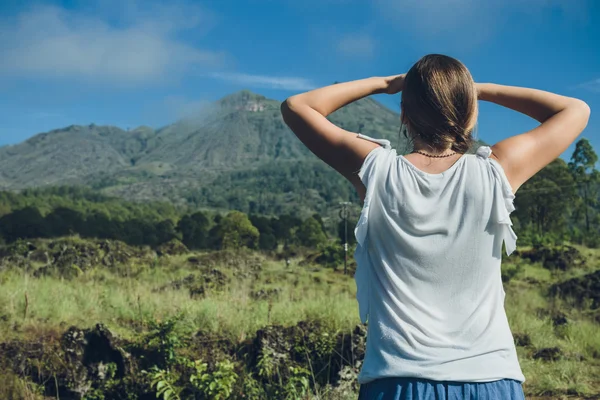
0;246;599;397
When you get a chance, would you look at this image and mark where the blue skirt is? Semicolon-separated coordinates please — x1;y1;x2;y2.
358;377;525;400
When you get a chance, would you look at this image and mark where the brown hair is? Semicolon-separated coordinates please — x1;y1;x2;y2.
401;54;478;154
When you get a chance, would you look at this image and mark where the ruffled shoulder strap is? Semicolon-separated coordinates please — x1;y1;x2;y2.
476;146;518;255
357;133;392;150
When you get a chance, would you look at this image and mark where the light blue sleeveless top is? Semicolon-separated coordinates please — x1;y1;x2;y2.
354;134;525;385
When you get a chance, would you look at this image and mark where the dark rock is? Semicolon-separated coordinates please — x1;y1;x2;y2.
187;256;201;264
155;239;188;257
549;270;600;309
533;347;562;361
552;312;569;326
513;333;532;347
516;245;585;271
244;321;367;388
1;238;155;278
0;324;130;399
59;324;130;398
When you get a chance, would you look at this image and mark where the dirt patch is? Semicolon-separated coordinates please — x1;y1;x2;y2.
549;270;600;309
516;245;586;271
513;333;532;347
533;347;563;361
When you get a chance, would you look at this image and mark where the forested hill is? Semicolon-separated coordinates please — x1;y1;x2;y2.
0;90;412;215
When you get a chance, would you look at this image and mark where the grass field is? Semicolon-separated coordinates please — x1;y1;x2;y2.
0;238;599;399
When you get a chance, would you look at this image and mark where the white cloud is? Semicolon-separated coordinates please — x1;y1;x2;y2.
575;78;600;93
210;72;317;91
0;2;227;85
336;34;375;58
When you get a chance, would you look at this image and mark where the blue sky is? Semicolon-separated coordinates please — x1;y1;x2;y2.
0;0;598;159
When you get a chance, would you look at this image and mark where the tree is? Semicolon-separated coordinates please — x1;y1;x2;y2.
213;211;259;250
311;213;326;234
83;211;116;239
178;212;209;249
250;215;278;251
569;138;600;235
514;159;575;238
296;217;327;248
0;207;48;242
272;214;302;246
154;220;177;246
45;207;85;237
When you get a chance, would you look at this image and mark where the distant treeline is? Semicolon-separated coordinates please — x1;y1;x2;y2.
513;138;600;247
0;187;352;251
0;138;598;249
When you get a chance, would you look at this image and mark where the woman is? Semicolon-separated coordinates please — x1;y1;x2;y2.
281;54;590;399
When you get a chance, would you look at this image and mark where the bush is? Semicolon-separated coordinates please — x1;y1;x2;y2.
315;242;346;270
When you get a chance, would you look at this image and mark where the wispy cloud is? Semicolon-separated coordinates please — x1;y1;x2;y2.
0;1;228;85
336;34;375;58
210;72;317;91
575;78;600;93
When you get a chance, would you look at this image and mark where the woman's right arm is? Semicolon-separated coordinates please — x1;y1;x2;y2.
477;83;591;192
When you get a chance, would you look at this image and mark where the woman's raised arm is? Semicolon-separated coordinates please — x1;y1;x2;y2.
281;75;404;187
479;83;591;192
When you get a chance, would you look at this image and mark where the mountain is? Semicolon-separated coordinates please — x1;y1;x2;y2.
0;90;438;215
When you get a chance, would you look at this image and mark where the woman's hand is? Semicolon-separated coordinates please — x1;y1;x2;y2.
384;74;406;94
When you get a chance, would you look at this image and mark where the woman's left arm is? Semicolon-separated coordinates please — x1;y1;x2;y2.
280;75;404;189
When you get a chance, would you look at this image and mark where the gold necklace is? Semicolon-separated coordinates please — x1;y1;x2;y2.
414;150;457;158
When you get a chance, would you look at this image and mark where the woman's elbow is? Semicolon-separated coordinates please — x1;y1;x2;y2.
569;98;591;128
281;96;301;115
280;97;304;126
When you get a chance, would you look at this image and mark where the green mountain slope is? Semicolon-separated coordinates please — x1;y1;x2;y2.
0;90;462;214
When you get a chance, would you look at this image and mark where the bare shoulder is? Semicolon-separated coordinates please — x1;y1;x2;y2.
490;100;590;192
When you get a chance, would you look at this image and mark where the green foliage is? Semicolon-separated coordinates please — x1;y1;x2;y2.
190;359;238;400
250;214;279;251
211;211;260;250
296;217;327;248
1;240;600;398
0;368;45;400
501;263;523;283
177;212;209;250
283;365;311;400
142;315;185;368
514;159;576;237
256;347;277;380
149;367;182;400
315;241;348;270
569;138;600;237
